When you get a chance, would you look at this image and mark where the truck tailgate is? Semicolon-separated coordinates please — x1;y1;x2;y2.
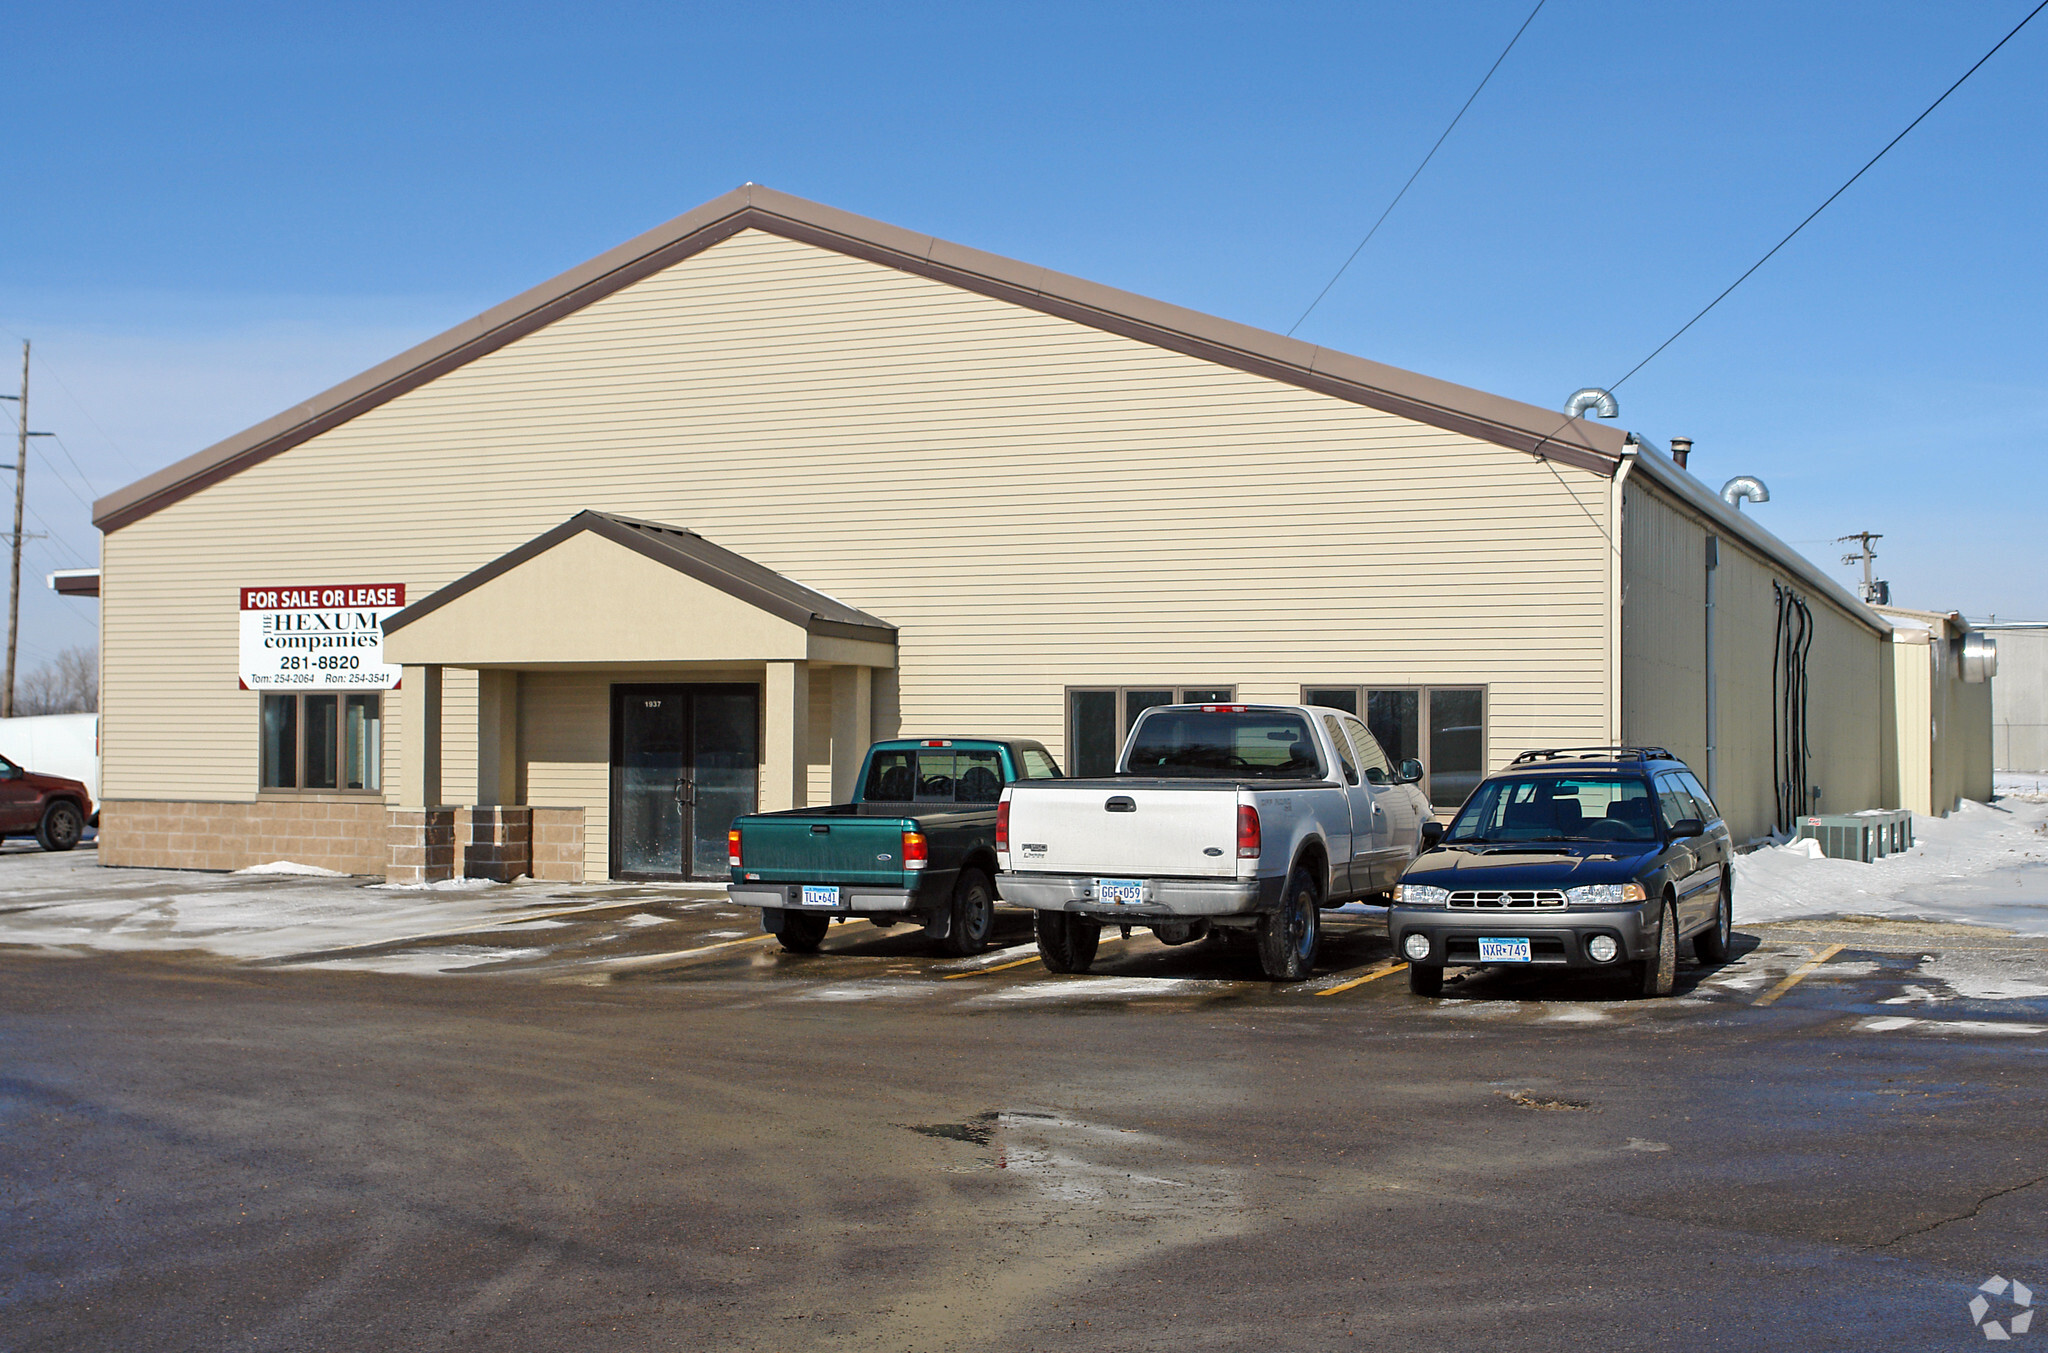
739;814;909;885
1007;783;1239;877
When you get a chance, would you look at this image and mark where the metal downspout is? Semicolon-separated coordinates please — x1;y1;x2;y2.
1609;447;1637;745
1705;535;1719;796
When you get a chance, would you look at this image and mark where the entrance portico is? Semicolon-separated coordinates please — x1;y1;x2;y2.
381;511;896;884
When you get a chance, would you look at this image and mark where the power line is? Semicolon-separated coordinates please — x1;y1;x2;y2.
1527;0;2047;464
1287;0;1548;337
0;322;149;480
1602;0;2048;400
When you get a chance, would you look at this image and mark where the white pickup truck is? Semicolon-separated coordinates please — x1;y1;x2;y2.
997;703;1432;980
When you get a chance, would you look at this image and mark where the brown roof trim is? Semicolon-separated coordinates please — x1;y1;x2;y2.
382;510;897;642
47;568;100;598
95;186;1629;532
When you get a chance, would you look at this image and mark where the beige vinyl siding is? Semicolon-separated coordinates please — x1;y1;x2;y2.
1621;480;1881;841
103;228;1615;871
519;672;610;880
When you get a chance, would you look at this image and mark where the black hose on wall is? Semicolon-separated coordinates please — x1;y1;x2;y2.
1772;582;1815;832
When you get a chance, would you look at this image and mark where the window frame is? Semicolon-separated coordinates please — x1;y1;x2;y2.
258;690;386;797
1299;683;1489;809
1065;685;1238;778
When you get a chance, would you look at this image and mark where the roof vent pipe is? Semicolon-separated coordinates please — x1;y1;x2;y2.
1721;476;1769;511
1670;436;1693;470
1565;387;1619;419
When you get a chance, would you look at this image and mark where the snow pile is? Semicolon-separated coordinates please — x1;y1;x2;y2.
235;860;348;877
370;876;499;892
1735;797;2048;934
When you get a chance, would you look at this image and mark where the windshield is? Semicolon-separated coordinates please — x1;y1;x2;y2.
1446;774;1660;844
1122;710;1325;780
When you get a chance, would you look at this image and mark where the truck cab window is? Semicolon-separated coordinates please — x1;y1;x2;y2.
1342;717;1394;784
1322;715;1360;784
955;751;1003;803
1018;748;1062;780
864;751;916;801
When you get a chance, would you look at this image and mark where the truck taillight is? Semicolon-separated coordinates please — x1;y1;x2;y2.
1203;704;1249;713
920;739;953;747
902;830;929;870
1237;805;1261;858
728;829;742;869
996;799;1010;852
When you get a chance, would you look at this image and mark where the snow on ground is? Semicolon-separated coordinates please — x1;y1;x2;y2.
235;860;349;877
0;848;725;974
1736;796;2048;934
1997;771;2048;802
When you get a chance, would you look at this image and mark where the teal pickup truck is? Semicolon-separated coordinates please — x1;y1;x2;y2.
726;738;1063;955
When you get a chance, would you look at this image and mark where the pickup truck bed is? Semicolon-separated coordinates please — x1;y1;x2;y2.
727;737;1062;956
998;704;1431;979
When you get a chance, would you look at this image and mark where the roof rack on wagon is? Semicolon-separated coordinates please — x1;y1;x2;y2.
1509;746;1676;765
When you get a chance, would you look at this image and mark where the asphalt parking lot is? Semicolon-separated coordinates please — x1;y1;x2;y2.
4;862;2047;1351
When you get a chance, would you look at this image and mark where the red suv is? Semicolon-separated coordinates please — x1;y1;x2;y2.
0;753;92;851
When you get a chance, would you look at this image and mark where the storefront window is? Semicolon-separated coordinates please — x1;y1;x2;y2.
261;693;297;789
261;691;382;794
344;695;382;791
1427;688;1485;809
1304;687;1359;715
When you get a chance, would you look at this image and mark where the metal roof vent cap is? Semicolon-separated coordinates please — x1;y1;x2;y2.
1565;388;1619;419
1959;632;1998;683
1721;476;1769;510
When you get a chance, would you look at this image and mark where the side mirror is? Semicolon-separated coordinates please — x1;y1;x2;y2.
1398;759;1425;784
1421;820;1445;848
1669;817;1706;839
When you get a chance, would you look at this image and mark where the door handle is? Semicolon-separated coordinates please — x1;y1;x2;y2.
674;780;696;808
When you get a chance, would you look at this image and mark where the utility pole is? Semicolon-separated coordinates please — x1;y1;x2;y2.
1837;531;1887;606
0;341;53;719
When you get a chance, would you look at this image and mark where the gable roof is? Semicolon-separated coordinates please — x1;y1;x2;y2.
382;509;896;643
93;185;1633;533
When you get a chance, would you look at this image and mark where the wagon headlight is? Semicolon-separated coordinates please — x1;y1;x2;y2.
1394;884;1450;907
1565;882;1648;907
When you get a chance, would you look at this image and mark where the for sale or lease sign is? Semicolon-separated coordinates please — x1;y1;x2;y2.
239;584;406;690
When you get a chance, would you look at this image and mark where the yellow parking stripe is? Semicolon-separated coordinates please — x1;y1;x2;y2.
943;955;1043;980
1752;943;1845;1007
595;931;781;974
1316;960;1408;996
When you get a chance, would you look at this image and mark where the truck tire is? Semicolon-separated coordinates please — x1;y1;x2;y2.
941;869;997;957
776;912;829;953
1257;865;1321;981
1035;911;1099;974
36;800;83;853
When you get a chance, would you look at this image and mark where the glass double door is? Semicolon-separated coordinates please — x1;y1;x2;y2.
610;684;759;880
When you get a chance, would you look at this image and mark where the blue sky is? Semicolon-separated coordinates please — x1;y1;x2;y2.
4;0;2045;666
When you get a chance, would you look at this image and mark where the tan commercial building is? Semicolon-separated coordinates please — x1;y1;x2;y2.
92;186;1916;883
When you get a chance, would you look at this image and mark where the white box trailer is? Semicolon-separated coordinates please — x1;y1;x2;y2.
0;712;99;808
